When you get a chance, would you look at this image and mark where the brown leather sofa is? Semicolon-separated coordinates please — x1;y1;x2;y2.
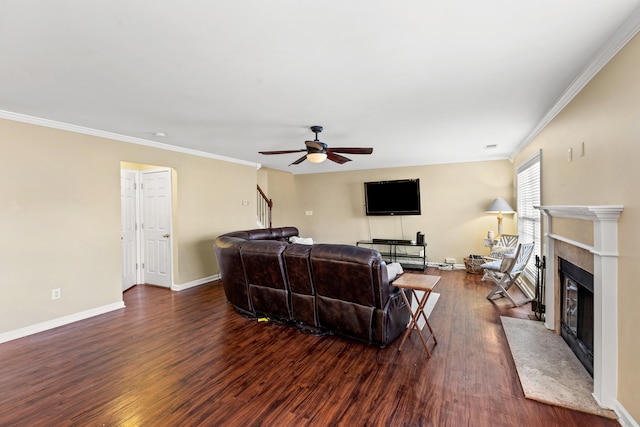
214;227;410;346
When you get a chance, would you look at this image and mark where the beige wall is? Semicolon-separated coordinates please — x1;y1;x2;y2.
512;34;640;422
0;119;258;334
2;31;638;422
261;167;300;228
263;160;514;265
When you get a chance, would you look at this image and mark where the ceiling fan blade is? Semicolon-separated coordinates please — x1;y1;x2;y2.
327;147;373;155
305;140;325;151
259;149;306;155
289;155;308;166
327;152;352;164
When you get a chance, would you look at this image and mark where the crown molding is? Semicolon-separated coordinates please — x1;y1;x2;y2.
0;110;261;169
513;6;640;158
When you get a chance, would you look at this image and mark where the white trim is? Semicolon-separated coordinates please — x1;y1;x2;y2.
547;233;594;253
516;149;542;173
0;110;260;169
535;204;623;411
615;400;640;427
0;301;125;344
171;274;220;291
426;262;466;270
513;7;640;158
536;205;624;223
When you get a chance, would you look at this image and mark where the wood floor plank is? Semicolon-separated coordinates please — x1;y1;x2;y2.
0;269;620;426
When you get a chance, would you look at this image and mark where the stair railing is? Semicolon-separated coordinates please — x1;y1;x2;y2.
256;185;273;228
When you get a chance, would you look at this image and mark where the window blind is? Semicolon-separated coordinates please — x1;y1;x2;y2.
517;151;541;286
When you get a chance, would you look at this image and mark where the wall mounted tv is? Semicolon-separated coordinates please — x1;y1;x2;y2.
364;179;421;216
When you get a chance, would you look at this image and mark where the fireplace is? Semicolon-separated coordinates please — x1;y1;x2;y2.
559;258;594;376
536;205;623;409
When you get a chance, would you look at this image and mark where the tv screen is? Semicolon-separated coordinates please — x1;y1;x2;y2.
364;179;421;216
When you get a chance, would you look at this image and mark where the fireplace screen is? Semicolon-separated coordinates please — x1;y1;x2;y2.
559;258;594;377
563;277;579;337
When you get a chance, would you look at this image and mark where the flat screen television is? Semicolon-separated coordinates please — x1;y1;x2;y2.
364;179;421;216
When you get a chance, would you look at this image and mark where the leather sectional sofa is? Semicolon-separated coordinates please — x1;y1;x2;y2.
214;227;410;346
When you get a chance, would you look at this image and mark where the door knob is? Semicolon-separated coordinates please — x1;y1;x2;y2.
163;234;170;238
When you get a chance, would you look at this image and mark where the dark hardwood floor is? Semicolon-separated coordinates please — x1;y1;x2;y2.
0;269;619;426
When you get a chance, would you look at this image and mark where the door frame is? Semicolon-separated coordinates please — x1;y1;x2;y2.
120;165;175;290
140;167;174;288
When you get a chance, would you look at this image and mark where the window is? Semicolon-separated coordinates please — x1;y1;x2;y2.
517;151;541;287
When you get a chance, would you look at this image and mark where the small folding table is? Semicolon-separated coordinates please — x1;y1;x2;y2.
393;273;440;357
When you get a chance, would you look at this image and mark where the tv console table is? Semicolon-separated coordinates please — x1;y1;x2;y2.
356;240;427;271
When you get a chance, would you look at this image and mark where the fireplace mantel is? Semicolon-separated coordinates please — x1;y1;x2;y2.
536;205;623;222
535;204;623;409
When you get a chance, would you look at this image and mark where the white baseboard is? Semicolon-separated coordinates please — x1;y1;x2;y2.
0;301;125;344
171;274;220;291
614;400;639;427
0;276;222;344
426;262;466;270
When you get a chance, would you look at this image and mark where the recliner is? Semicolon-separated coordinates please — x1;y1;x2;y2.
311;244;388;343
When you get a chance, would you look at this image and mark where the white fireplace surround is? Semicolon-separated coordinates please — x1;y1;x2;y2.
535;205;623;410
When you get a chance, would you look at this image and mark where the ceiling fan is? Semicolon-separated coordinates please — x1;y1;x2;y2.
259;125;373;165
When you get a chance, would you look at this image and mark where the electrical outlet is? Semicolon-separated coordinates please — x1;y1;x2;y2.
52;288;61;300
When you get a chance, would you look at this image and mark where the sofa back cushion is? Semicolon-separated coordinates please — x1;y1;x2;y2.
311;244;390;343
284;243;317;326
284;244;315;295
241;240;290;319
222;227;299;242
214;236;252;314
269;226;299;241
311;244;388;307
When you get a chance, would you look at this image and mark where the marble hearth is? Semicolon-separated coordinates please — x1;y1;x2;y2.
536;205;623;410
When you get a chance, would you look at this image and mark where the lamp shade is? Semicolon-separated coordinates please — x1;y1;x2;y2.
486;198;515;213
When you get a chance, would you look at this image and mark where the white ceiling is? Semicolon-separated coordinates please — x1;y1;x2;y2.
2;1;640;174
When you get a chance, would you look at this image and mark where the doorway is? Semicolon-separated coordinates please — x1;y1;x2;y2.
120;164;174;289
121;169;138;291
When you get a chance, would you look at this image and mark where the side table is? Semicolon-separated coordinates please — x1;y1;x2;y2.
393;273;440;357
484;238;499;248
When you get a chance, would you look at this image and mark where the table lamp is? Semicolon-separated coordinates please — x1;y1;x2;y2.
486;198;515;237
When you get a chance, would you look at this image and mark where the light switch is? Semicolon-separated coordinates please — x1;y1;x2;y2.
305;210;313;216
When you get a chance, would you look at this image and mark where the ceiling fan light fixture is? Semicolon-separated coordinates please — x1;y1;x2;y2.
259;125;373;165
306;152;327;163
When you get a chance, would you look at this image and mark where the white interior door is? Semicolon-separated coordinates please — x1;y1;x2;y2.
120;169;139;291
141;169;173;287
